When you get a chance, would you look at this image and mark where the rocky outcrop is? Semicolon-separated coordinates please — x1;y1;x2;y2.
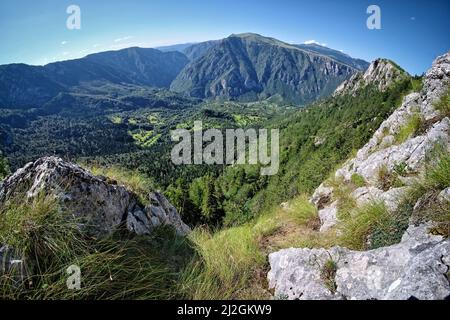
0;157;190;237
269;52;450;300
313;52;450;231
268;224;450;300
335;58;409;96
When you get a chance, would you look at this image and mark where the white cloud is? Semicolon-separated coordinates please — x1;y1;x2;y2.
303;40;327;46
114;36;133;43
92;43;101;48
410;17;416;21
61;41;68;45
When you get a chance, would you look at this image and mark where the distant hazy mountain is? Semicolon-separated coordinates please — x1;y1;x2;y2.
0;47;189;108
170;33;365;105
156;40;220;61
156;43;196;53
294;43;369;71
0;64;65;107
182;40;221;61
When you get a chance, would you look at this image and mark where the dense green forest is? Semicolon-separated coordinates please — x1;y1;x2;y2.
0;72;414;230
164;78;414;227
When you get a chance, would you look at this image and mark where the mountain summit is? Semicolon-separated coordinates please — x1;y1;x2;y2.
170;33;366;104
334;58;409;95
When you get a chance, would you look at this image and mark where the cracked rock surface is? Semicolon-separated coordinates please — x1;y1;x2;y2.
0;156;190;237
268;224;450;300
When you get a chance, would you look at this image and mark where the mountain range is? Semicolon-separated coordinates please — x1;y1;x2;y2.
0;33;369;108
0;48;189;108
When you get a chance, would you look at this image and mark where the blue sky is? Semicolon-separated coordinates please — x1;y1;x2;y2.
0;0;449;75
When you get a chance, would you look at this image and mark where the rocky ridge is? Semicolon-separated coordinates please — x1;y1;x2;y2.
314;52;450;232
334;58;409;96
268;52;450;300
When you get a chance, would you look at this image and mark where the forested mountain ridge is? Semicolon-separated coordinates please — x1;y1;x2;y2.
0;48;189;108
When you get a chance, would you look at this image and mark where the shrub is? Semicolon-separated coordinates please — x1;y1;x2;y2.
0;153;9;180
410;76;424;93
393;162;408;176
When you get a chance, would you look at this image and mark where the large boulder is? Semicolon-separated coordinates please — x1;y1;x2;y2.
0;157;190;237
268;224;450;300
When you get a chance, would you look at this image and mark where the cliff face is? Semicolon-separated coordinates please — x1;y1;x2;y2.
171;33;360;105
268;52;450;300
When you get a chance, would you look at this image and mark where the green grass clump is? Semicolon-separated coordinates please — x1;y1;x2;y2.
434;86;450;118
86;165;155;204
0;195;193;299
179;224;267;300
287;195;319;227
412;148;450;237
424;148;450;190
394;113;423;145
0;194;80;269
350;173;366;188
370;146;450;247
339;202;393;250
369;197;412;249
328;178;357;220
410;76;423;93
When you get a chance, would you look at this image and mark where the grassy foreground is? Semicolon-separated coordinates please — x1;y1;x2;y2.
0;148;448;299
